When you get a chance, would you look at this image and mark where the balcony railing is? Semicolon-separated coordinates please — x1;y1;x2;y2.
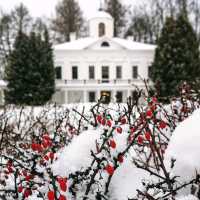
56;79;143;85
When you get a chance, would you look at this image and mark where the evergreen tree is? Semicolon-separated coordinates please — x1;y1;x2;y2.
105;0;127;37
5;30;55;105
52;0;84;42
151;14;200;99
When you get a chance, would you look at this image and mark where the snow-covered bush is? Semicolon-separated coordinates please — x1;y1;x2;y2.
0;84;199;200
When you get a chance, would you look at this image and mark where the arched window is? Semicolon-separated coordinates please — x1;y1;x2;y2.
101;41;110;47
99;23;105;37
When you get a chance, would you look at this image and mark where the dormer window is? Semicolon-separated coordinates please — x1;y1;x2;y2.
101;41;110;47
99;23;105;37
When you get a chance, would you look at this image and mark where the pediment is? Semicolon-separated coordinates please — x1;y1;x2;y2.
84;37;127;51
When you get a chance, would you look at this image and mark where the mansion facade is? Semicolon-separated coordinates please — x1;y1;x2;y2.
53;11;155;104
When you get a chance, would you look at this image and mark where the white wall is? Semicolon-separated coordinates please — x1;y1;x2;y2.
54;49;154;81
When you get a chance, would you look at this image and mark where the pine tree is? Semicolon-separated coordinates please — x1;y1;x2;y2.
151;14;200;99
105;0;127;37
52;0;84;42
5;30;55;105
36;29;55;104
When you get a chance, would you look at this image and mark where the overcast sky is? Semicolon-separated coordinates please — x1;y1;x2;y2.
0;0;136;19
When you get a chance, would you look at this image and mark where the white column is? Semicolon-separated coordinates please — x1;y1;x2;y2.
83;90;87;103
112;90;117;103
127;90;131;98
97;90;101;101
64;91;68;104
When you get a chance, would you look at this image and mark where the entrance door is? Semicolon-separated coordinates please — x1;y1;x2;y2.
100;91;111;104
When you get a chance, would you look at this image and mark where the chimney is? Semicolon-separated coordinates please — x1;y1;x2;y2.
70;32;76;41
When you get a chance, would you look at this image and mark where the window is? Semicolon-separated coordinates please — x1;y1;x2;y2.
88;92;96;102
101;41;110;47
102;66;109;82
132;66;138;79
99;23;105;37
72;66;78;79
55;66;62;79
116;91;123;103
148;66;152;79
116;66;122;79
89;66;95;79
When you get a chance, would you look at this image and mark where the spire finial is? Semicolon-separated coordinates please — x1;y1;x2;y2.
99;0;105;11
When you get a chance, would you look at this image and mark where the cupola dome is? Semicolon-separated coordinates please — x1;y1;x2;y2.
89;11;114;38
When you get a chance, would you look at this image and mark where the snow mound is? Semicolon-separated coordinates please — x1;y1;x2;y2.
176;195;198;200
110;159;148;200
165;108;200;181
52;130;101;176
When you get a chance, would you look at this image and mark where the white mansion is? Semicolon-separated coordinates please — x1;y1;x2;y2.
53;10;156;104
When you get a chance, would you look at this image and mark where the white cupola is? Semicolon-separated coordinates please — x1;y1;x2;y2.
89;10;114;38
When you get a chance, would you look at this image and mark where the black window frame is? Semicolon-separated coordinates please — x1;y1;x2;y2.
99;23;105;37
116;91;123;103
72;66;78;79
132;66;138;79
89;66;95;79
102;66;109;80
88;91;96;102
116;66;122;79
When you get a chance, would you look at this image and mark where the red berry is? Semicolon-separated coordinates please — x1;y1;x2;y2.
121;118;126;124
47;190;55;200
22;170;27;177
101;118;106;126
106;120;112;127
116;127;122;134
137;135;143;144
7;160;12;167
59;195;67;200
43;134;50;141
130;127;136;133
159;121;167;129
105;164;114;175
18;185;23;193
7;166;13;173
25;175;32;182
109;139;116;149
44;155;49;161
58;178;67;192
42;141;49;148
118;154;124;163
152;97;157;103
145;132;151;141
96;115;102;123
146;110;153;118
24;188;32;198
49;152;54;160
31;143;37;151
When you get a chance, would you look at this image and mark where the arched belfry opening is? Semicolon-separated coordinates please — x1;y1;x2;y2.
99;23;105;37
101;41;110;47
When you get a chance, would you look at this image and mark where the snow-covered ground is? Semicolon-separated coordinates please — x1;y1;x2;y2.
0;100;200;200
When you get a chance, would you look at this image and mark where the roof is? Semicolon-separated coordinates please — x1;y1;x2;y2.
89;11;113;20
113;38;156;50
54;37;156;51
